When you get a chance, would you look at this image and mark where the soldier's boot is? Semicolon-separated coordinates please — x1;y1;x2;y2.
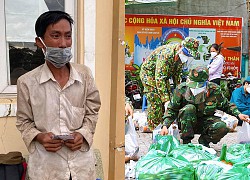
198;136;210;148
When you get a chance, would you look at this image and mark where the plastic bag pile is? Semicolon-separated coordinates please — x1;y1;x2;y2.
135;135;250;180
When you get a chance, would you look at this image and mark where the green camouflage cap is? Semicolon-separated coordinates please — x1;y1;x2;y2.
181;37;199;57
187;64;208;88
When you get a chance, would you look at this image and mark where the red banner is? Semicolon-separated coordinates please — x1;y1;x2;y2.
125;14;243;77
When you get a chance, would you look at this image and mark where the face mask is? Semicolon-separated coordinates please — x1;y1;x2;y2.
190;86;206;96
246;87;250;93
178;53;189;63
39;37;72;68
210;52;217;59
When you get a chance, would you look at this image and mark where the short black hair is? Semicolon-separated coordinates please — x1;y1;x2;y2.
35;11;74;38
243;80;250;85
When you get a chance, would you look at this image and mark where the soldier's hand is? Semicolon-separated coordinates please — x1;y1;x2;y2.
164;101;170;111
125;103;134;118
238;114;250;123
160;125;169;136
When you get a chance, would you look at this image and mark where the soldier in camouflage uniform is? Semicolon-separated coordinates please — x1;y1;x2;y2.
160;64;249;147
140;37;199;130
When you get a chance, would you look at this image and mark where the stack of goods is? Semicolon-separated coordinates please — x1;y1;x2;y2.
135;135;250;179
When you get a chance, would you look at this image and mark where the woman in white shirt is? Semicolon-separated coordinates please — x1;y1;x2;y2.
208;43;224;85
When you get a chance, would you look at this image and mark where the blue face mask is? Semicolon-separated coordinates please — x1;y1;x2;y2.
39;37;72;68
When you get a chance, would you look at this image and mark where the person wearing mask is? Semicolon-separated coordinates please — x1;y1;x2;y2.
140;37;199;130
160;64;248;147
207;43;224;85
230;76;250;126
16;11;101;180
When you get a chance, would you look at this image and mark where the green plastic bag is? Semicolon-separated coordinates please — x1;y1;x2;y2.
135;149;195;180
227;144;250;157
196;160;233;180
169;144;216;167
149;134;180;154
217;167;250;180
225;144;250;166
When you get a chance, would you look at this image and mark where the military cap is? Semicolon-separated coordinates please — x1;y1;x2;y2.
187;64;208;88
181;37;199;57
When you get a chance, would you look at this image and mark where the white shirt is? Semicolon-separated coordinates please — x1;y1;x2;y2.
16;62;101;180
208;54;224;81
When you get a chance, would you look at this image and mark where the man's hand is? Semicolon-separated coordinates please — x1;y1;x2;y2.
164;101;170;111
125;103;134;118
239;114;250;123
35;132;63;152
160;125;169;136
64;132;84;151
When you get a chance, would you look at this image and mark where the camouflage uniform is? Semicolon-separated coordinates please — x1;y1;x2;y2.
140;37;199;130
163;64;241;146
